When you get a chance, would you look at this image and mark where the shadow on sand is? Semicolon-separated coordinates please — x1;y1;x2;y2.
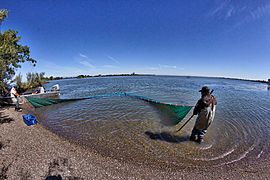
145;131;189;143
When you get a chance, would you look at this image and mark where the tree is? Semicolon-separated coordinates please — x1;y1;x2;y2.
26;72;45;88
0;9;8;25
0;9;36;95
14;72;46;93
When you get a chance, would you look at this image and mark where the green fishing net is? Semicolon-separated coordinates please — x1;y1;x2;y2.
25;93;192;125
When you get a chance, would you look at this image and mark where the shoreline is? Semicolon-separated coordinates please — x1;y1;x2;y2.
45;74;269;84
1;107;269;179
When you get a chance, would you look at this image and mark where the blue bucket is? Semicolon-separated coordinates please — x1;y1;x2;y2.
22;114;37;126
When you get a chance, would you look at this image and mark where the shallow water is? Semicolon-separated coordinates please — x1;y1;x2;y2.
36;76;270;168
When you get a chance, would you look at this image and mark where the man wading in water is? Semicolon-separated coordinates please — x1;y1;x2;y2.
190;86;217;143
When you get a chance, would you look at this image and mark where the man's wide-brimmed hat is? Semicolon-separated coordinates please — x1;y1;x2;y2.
199;86;210;93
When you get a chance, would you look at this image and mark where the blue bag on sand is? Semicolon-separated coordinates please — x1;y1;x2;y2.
22;114;37;126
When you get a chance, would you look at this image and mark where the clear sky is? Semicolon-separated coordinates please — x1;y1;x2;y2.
0;0;269;80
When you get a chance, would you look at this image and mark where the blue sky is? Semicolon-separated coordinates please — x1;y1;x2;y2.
0;0;269;80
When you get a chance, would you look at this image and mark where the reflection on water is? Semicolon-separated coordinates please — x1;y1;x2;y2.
36;76;270;168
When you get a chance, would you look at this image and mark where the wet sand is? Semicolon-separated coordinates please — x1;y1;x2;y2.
0;107;269;179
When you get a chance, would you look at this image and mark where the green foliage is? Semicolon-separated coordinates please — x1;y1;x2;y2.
0;9;36;95
43;75;63;81
14;72;46;93
75;73;139;79
0;9;8;24
26;72;45;88
15;73;23;88
76;74;91;79
14;73;28;93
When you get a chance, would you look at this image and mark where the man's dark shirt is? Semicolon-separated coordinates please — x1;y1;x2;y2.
193;94;217;115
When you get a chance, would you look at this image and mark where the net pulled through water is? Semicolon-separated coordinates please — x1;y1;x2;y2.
123;93;193;125
25;92;192;125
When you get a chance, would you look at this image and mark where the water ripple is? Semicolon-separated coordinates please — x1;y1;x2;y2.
38;76;270;168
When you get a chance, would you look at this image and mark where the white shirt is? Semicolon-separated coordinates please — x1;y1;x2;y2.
10;87;17;98
39;86;45;93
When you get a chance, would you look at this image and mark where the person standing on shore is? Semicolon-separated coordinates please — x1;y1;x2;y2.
190;86;217;143
10;86;22;112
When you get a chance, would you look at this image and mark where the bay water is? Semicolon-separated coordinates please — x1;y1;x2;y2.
36;76;270;168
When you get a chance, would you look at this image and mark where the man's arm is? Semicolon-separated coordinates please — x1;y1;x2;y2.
193;99;203;115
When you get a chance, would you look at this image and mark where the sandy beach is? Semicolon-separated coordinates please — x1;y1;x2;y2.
1;106;270;179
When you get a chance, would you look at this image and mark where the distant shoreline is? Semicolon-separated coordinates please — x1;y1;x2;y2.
46;73;269;84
